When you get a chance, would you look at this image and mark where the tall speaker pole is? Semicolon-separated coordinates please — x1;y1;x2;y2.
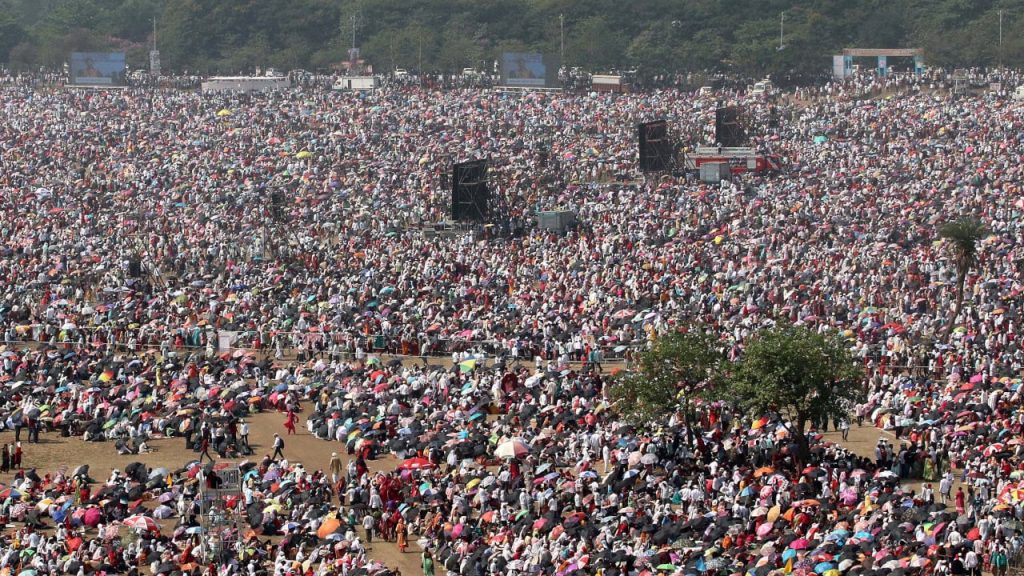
560;14;565;63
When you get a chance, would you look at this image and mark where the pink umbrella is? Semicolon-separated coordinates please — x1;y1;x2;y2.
452;523;464;539
757;522;774;537
790;538;811;550
84;507;103;527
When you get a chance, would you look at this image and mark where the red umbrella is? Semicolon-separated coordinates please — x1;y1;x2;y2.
397;457;434;471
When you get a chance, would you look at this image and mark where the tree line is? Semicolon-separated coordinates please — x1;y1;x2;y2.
2;0;1024;78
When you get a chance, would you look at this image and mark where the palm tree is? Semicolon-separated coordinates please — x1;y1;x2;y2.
938;217;989;340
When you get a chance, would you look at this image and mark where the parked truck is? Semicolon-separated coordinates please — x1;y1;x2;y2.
332;76;377;91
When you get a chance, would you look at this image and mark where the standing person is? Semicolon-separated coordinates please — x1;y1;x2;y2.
284;410;297;436
839;418;850;441
396;516;408;553
13;442;22;470
362;511;374;545
940;473;953;503
198;436;214;463
964;548;979;576
329;452;343;484
422;549;435;576
992;546;1008;576
239;419;250;450
272;434;285;460
0;444;8;473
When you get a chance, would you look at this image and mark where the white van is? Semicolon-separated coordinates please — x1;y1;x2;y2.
752;79;773;97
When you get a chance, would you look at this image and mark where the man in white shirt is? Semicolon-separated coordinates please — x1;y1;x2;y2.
939;474;952;503
963;550;979;576
362;512;374;544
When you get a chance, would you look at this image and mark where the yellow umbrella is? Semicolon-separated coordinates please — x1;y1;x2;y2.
216;109;232;117
466;478;481;490
296;150;313;159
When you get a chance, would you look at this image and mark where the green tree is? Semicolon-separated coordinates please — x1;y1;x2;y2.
608;329;722;432
938;217;989;341
0;10;29;65
567;15;626;70
727;324;863;468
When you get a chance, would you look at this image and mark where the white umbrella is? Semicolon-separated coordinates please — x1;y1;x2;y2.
494;438;530;459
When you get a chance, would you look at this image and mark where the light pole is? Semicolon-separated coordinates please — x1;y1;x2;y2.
778;11;785;51
350;12;362;52
560;14;565;63
999;9;1004;69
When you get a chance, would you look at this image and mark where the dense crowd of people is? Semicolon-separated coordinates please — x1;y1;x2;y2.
0;68;1022;576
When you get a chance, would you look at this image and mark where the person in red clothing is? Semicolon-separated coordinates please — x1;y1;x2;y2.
199;437;214;463
285;409;297;435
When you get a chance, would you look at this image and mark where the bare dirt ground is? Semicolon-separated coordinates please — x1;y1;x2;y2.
0;351;939;576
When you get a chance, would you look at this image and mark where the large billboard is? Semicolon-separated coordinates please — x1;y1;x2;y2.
70;52;126;86
500;52;560;88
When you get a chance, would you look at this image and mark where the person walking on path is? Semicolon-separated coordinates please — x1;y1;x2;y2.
396;516;408;552
272;434;285;460
198;437;214;463
421;549;435;576
362;511;374;545
284;410;297;435
940;473;953;503
329;452;343;484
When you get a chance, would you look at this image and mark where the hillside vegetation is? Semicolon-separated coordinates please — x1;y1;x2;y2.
0;0;1019;76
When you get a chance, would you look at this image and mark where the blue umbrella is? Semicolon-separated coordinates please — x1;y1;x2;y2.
827;529;849;540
